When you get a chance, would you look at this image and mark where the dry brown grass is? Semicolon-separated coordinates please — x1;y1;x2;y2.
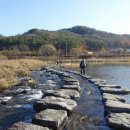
62;57;130;69
0;59;47;90
62;62;79;68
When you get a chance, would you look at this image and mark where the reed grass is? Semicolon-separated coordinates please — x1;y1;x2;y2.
0;59;47;90
62;57;130;67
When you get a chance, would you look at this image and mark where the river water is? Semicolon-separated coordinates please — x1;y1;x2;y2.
0;64;130;130
67;63;130;103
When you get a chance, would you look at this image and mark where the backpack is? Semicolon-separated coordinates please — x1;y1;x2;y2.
80;59;86;68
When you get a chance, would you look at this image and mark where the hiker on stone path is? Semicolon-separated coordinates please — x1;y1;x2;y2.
80;58;86;75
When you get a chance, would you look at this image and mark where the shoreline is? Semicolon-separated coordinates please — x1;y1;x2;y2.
61;57;130;68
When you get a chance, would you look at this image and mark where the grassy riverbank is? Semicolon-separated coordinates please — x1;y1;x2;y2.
0;59;47;90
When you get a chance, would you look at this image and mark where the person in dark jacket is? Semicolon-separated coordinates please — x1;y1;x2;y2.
80;58;86;74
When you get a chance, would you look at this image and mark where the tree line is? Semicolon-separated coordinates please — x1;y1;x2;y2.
1;26;130;58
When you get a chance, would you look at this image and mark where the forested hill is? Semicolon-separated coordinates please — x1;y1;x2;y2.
61;26;130;49
0;26;130;52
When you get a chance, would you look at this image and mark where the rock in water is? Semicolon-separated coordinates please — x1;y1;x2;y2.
98;84;121;88
88;78;106;84
100;87;130;94
105;100;130;113
32;109;67;129
33;96;77;114
8;122;49;130
44;89;80;99
106;113;130;130
103;93;125;102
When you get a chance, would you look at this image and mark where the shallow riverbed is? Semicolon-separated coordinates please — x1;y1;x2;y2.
63;71;112;130
0;67;115;130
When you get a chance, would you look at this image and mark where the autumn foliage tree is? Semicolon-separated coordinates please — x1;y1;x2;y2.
70;47;83;58
38;44;57;57
79;44;88;55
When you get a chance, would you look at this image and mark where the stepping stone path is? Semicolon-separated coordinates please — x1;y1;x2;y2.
100;87;130;94
33;96;77;114
32;109;67;129
61;77;79;82
106;113;130;130
44;89;80;99
98;84;121;88
8;67;80;130
88;78;106;84
87;76;130;130
105;100;130;113
8;122;49;130
9;67;130;130
32;68;80;129
103;93;125;102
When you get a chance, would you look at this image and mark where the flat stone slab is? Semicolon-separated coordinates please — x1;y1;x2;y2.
106;113;130;130
65;82;79;86
33;109;67;129
103;93;125;102
33;96;77;113
98;84;121;88
88;78;106;84
105;100;130;113
61;75;77;80
64;81;79;85
8;122;49;130
44;89;80;99
62;77;79;83
100;87;130;94
60;84;81;91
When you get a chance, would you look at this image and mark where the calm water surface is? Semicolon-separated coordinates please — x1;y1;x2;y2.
68;63;130;103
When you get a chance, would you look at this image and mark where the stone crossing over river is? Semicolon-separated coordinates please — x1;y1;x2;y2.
86;74;130;130
32;109;67;129
33;96;77;114
44;89;80;99
8;67;81;130
8;67;130;130
102;93;125;102
63;69;130;130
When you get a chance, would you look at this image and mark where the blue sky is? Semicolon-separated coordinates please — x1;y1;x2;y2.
0;0;130;36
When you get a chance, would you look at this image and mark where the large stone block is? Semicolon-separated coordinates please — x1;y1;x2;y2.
105;100;130;113
44;89;80;99
106;113;130;130
103;93;125;102
98;84;121;88
8;122;49;130
100;87;130;94
61;76;79;85
33;96;77;114
61;77;79;83
88;78;106;84
33;109;67;129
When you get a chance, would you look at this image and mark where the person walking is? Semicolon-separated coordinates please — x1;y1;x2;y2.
80;58;86;75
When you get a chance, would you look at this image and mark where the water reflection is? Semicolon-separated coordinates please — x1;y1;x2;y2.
68;63;130;89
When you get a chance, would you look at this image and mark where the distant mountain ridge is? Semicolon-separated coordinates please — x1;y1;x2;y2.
0;26;130;51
